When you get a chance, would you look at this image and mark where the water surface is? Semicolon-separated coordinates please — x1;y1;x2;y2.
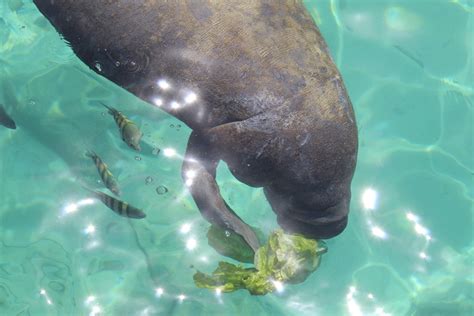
0;1;472;315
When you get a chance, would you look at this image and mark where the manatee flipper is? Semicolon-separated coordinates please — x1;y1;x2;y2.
182;131;261;252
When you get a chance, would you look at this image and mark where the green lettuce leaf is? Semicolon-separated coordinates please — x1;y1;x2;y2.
193;261;273;295
194;229;327;295
206;224;266;263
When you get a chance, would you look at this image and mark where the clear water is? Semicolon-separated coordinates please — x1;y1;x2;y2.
0;1;472;315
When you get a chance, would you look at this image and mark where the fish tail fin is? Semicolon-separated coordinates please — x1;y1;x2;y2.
85;150;97;159
80;185;96;196
99;102;116;115
81;185;104;201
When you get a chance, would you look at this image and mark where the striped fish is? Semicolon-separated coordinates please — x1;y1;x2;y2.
101;102;142;151
87;188;146;219
86;150;121;196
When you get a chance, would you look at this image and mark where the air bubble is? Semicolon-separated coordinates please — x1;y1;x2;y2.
156;185;168;195
94;62;102;72
115;61;121;67
170;124;175;128
145;176;153;185
225;230;231;237
135;156;142;161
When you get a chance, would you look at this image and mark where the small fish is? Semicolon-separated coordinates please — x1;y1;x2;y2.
393;45;424;69
100;102;142;151
86;150;121;196
0;105;16;129
85;188;146;219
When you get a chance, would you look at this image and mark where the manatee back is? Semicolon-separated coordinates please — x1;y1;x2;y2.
33;1;350;128
34;0;358;239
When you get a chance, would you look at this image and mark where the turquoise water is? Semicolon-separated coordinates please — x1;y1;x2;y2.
0;0;472;315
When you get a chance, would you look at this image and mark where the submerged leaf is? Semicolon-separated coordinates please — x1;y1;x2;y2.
194;229;327;295
193;262;258;293
207;225;254;263
255;229;323;284
206;224;266;263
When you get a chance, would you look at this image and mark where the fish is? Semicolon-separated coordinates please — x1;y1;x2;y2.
85;187;146;219
393;45;424;69
100;102;142;151
85;150;121;196
0;104;16;129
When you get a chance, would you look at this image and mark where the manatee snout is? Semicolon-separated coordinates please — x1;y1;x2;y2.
264;187;350;240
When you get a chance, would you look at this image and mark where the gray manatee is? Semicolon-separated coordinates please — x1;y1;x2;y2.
33;0;358;252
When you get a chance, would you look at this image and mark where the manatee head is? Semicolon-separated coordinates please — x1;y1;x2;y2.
264;186;350;240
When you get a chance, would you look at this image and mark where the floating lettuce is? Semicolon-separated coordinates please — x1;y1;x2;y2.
193;262;273;295
206;224;264;264
194;228;327;295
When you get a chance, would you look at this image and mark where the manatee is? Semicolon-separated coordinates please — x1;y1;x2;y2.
33;0;358;252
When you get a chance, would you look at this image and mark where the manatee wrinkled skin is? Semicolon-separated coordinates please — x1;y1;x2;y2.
33;0;358;251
